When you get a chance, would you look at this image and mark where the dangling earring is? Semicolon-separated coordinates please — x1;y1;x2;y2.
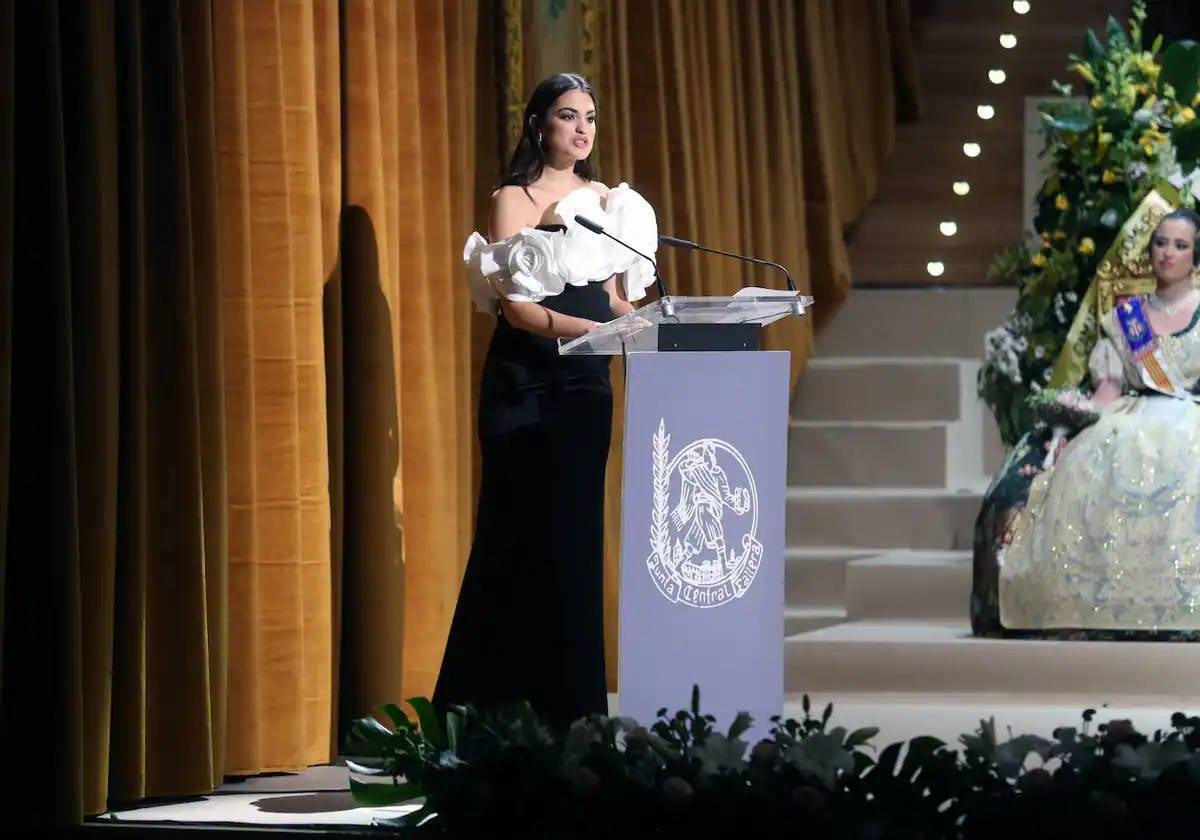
537;131;543;146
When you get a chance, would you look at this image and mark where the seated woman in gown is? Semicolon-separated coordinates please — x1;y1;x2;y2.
972;203;1200;641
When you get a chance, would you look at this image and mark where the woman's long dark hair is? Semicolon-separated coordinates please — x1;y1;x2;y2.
502;73;596;193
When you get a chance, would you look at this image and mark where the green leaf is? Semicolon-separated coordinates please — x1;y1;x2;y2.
728;711;754;740
446;708;464;753
1051;80;1075;98
874;741;904;776
1174;121;1200;169
345;756;390;776
406;697;447;750
1161;41;1200;105
379;703;413;731
691;684;701;717
348;777;424;807
899;736;946;782
1105;15;1129;50
347;715;395;752
1152;33;1164;55
1050;112;1094;134
375;802;436;829
845;727;880;749
1084;29;1105;62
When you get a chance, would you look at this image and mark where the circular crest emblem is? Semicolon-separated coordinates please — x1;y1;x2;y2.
647;419;763;608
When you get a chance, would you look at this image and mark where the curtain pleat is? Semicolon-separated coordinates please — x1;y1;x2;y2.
0;0;13;713
5;0;86;823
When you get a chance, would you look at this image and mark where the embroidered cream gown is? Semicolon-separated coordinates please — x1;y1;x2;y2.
998;302;1200;632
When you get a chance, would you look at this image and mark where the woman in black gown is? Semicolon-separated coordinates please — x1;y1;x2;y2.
433;74;657;729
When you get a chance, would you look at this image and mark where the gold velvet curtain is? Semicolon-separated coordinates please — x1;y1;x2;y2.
1;0;916;825
1;0;478;824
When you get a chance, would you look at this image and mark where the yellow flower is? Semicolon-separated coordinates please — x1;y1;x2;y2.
1055;193;1070;211
1137;54;1161;79
1140;128;1167;157
1193;91;1200;107
1090;95;1104;110
1097;131;1113;158
1053;230;1066;240
1102;169;1119;184
1175;106;1196;125
1031;253;1047;268
1041;231;1051;247
1078;237;1096;256
1070;63;1097;84
1136;83;1151;96
1143;94;1157;111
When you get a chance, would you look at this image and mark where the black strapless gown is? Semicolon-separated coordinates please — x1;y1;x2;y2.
433;279;613;729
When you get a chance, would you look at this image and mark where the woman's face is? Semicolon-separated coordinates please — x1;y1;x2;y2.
1150;218;1197;285
540;89;596;163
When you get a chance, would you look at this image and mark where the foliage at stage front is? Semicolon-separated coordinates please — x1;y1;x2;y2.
979;0;1200;445
344;689;1200;839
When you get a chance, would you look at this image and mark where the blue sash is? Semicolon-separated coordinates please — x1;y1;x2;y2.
1115;298;1179;394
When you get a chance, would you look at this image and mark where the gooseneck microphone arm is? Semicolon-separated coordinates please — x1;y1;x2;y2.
658;235;798;294
574;214;675;317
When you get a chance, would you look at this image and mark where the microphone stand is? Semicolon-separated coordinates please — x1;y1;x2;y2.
658;235;804;316
575;214;675;318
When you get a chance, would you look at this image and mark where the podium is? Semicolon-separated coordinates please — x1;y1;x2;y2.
560;290;813;734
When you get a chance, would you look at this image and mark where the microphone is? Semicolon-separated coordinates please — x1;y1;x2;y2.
658;235;798;294
574;214;674;317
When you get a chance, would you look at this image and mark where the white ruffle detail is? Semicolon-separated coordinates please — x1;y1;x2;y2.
603;184;658;301
462;183;658;313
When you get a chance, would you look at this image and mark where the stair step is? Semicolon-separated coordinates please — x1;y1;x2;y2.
786;488;982;550
783;606;847;637
791;359;962;422
784;547;875;609
789;422;947;488
785;621;1200;696
845;551;972;622
815;289;1015;359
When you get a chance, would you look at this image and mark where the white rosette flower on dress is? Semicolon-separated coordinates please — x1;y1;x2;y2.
504;228;566;300
604;183;659;301
462;231;498;314
462;228;566;314
461;183;659;313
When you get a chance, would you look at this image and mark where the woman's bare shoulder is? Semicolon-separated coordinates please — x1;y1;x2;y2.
491;184;535;206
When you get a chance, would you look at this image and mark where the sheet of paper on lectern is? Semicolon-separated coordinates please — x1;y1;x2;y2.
732;286;798;298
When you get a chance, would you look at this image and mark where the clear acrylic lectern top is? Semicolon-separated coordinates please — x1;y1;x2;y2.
558;288;815;356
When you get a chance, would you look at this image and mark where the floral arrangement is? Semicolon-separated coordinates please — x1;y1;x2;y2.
345;689;1200;838
1027;386;1100;433
979;0;1200;445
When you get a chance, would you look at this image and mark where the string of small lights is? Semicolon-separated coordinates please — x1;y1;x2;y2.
927;1;1031;279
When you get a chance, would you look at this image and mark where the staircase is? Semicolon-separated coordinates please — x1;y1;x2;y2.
783;287;1200;744
849;0;1130;286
